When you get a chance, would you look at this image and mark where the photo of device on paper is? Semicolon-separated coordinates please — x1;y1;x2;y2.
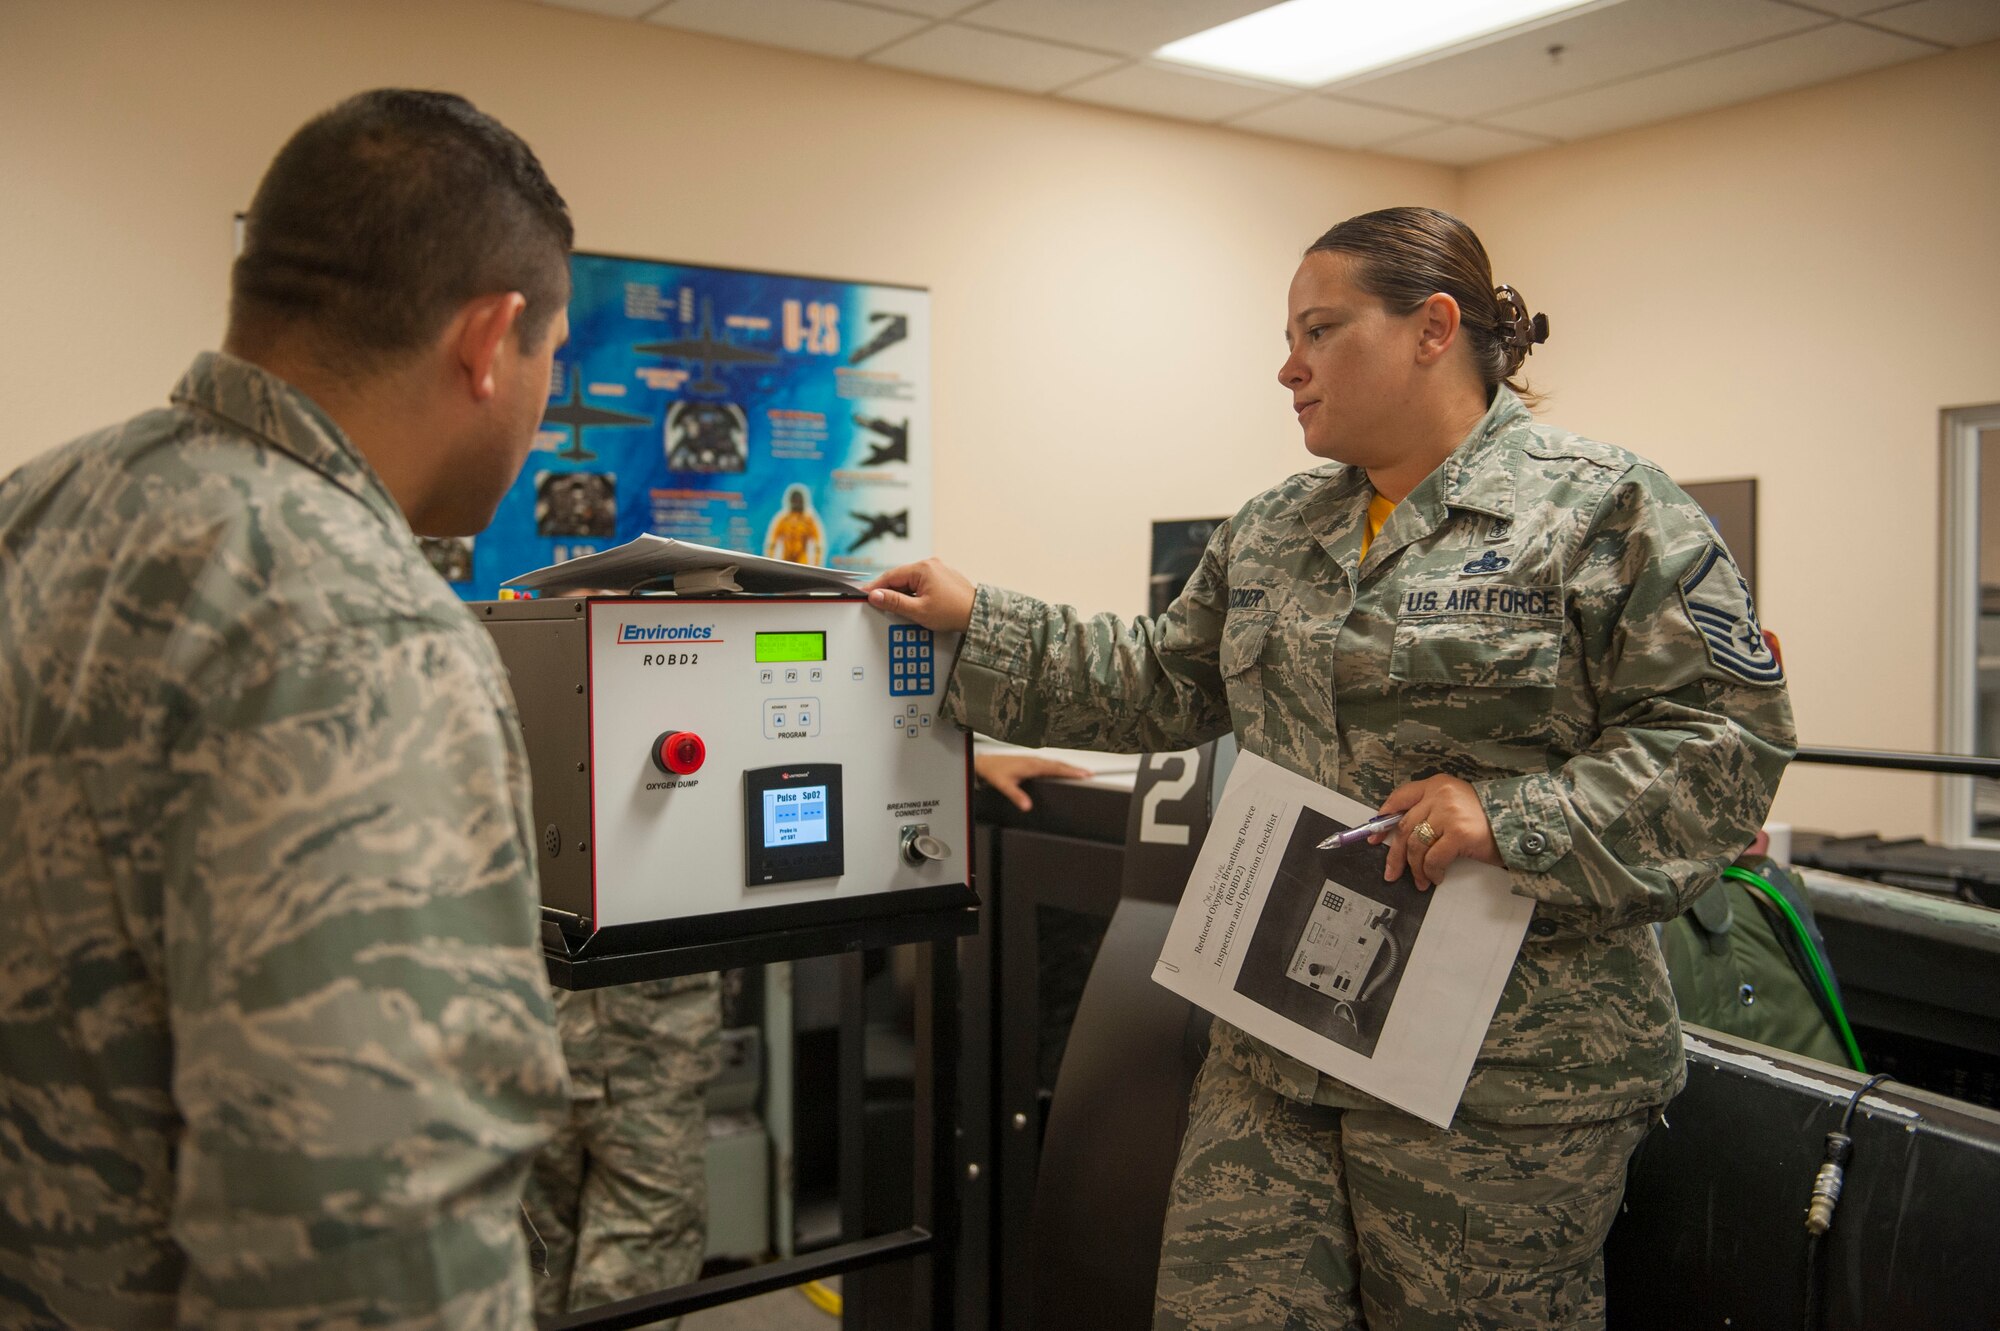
1286;882;1400;1021
1232;806;1432;1058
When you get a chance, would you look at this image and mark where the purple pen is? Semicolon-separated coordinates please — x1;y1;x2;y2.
1317;812;1403;850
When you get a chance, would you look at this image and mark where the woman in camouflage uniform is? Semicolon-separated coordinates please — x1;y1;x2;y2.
867;207;1794;1330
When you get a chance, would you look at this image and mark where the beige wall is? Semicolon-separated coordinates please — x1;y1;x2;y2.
0;0;1450;622
5;0;1997;839
1462;40;2000;839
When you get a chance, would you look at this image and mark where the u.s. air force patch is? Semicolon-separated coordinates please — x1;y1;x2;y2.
1680;545;1783;684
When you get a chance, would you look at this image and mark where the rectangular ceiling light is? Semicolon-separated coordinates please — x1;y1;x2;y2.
1155;0;1609;87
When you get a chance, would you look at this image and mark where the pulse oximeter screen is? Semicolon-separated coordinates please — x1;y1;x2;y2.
764;785;829;847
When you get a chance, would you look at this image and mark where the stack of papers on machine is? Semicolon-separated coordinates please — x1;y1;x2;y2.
502;535;866;596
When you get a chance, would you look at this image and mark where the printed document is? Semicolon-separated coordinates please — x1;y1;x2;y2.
1152;750;1532;1127
503;535;862;596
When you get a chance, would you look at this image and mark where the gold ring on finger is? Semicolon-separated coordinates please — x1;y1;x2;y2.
1412;821;1439;847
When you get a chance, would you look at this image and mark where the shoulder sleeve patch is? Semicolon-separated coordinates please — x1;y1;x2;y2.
1679;545;1783;684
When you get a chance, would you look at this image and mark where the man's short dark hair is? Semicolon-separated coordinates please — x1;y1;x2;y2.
230;89;572;373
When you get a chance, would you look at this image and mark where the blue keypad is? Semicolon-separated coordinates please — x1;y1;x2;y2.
889;624;936;696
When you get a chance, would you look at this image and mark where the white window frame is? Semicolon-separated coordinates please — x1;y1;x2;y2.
1940;402;2000;847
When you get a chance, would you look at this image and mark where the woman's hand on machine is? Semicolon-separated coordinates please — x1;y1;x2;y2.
1374;774;1501;892
864;558;976;633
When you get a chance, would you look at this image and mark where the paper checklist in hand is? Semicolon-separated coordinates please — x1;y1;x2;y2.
1152;750;1532;1128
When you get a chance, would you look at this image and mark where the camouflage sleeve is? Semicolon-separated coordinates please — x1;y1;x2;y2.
163;620;569;1329
1475;468;1796;931
940;528;1234;752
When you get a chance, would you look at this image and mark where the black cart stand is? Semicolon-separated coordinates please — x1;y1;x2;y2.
540;893;976;1331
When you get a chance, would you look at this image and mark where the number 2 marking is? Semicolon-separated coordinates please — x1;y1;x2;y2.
1139;750;1200;845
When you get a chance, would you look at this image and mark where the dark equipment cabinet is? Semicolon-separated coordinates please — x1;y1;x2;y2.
960;751;1215;1331
1606;1036;2000;1330
961;776;1133;1331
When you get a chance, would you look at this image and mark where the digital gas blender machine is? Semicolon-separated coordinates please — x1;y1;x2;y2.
476;542;974;986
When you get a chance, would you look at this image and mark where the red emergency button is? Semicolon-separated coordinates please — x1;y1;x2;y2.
653;730;706;776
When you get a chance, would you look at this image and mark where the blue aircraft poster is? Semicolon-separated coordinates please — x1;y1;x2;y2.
421;251;931;599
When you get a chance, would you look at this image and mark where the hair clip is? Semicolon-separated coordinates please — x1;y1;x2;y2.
1492;284;1549;369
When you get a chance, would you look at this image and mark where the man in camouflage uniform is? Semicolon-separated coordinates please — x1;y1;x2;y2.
0;91;575;1328
867;230;1794;1323
526;975;722;1320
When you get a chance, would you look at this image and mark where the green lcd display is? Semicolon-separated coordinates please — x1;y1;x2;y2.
756;631;827;664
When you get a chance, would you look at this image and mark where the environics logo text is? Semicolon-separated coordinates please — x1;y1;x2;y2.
616;623;716;644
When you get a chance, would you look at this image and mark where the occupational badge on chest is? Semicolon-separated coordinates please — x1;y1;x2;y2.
1461;549;1511;575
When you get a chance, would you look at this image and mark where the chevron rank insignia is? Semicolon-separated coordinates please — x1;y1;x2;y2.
1680;546;1783;684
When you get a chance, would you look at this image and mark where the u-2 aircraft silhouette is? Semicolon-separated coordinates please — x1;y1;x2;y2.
634;297;780;396
853;414;909;466
848;311;908;366
849;509;908;553
540;366;651;463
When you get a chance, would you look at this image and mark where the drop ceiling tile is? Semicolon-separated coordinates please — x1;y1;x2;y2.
866;23;1127;93
539;0;668;17
1323;0;1826;120
956;0;1274;59
1227;96;1451;149
1376;123;1557;166
1776;0;1912;14
1861;0;2000;45
870;0;987;16
1058;61;1292;121
646;0;927;58
1489;20;1942;139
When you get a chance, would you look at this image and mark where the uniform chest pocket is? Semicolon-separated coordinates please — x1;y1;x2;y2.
1390;614;1561;688
1219;610;1276;751
1390;603;1562;774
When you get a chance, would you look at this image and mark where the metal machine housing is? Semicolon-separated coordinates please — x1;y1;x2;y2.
476;593;973;964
